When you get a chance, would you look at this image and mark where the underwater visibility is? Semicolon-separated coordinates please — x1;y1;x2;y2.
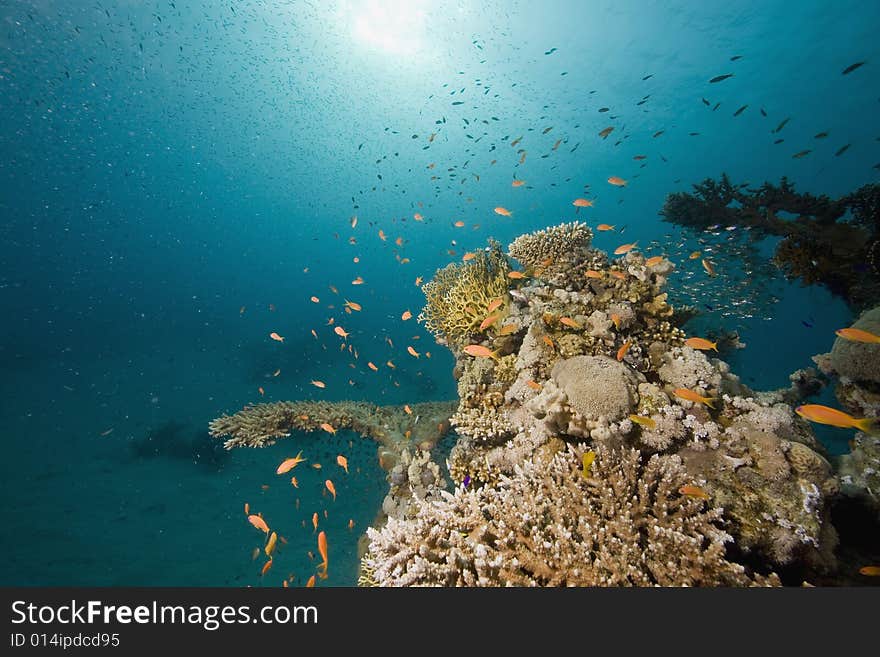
1;0;879;587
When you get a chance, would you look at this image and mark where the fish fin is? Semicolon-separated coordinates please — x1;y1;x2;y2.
855;417;879;435
705;398;716;409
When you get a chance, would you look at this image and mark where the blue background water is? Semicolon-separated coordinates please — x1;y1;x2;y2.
0;0;877;585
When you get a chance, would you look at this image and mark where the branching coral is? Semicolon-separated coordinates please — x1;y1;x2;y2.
418;239;511;347
661;175;880;311
508;221;594;283
361;444;779;586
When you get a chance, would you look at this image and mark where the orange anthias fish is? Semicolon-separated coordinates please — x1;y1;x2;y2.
352;276;364;285
559;316;582;329
572;198;594;208
311;380;326;388
689;251;701;260
407;346;420;358
674;388;716;408
337;455;349;474
269;332;285;342
486;297;504;313
312;512;319;531
248;514;269;534
835;327;880;343
679;485;711;500
413;213;423;221
645;255;664;267
616;340;632;361
276;450;307;474
334;326;350;339
497;324;518;336
310;296;320;303
378;229;387;241
494;206;512;217
526;380;542;391
614;241;638;255
325;480;337;501
462;252;476;261
317;531;329;578
367;361;379;371
480;312;501;330
795;404;877;433
265;531;278;557
596;224;615;231
401;310;413;321
607;176;627;186
610;313;621;330
344;300;362;312
585;269;603;279
404;404;413;414
685;337;719;352
258;386;265;396
609;270;627;280
463;344;499;360
508;271;527;279
859;565;880;576
320;422;336;434
512;179;526;187
261;559;273;576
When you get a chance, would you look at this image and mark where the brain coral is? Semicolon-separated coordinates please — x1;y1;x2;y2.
551;355;637;421
829;305;880;384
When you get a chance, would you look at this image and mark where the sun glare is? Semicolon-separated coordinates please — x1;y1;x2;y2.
351;0;427;56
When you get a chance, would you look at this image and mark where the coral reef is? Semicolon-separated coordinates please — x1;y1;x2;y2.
385;222;844;582
362;444;780;586
215;219;880;587
417;239;511;348
661;175;880;311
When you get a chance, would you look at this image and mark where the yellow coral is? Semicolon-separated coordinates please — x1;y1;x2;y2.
418;239;511;347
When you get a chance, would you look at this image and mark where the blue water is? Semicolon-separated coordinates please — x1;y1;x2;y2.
0;0;876;585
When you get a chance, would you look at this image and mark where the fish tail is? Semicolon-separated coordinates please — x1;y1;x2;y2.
705;397;716;409
854;417;879;435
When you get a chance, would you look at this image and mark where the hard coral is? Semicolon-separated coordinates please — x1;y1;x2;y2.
508;221;593;284
361;444;779;586
418;239;511;348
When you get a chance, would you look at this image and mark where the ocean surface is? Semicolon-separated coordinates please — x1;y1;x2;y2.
0;0;877;585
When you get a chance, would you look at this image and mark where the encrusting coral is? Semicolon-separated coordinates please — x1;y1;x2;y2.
362;444;780;586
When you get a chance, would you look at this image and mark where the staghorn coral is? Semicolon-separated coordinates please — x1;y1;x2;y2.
362;444;779;586
418;239;511;347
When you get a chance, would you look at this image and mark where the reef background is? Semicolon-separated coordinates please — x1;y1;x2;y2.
1;0;878;585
